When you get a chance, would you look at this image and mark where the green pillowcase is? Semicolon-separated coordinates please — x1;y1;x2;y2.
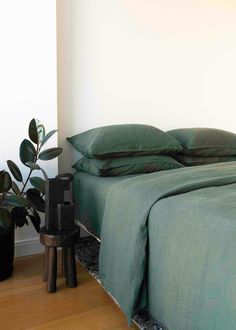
67;124;182;159
73;155;184;177
167;128;236;156
175;154;236;166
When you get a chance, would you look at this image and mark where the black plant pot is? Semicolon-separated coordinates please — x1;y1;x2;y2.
0;229;14;281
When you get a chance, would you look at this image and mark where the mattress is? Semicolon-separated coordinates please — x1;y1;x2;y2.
73;171;140;238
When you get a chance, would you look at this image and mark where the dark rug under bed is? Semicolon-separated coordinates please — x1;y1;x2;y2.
75;236;167;330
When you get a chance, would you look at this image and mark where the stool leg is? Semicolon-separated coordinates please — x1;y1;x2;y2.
43;246;49;281
63;247;67;278
61;248;65;277
64;245;77;288
47;247;57;293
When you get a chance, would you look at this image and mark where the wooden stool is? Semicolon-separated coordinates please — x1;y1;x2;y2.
40;226;80;293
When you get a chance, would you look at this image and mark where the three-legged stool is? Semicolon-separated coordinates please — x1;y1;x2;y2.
40;226;80;293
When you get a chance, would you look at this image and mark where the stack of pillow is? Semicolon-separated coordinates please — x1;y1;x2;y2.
167;128;236;166
67;124;184;176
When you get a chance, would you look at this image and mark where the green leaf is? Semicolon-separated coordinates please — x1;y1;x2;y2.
20;139;36;166
30;177;45;194
0;207;12;230
29;118;46;144
26;188;45;212
25;162;41;170
39;147;62;161
36;120;45;143
6;195;30;208
28;212;40;233
7;160;23;182
28;119;39;144
11;181;21;195
0;171;12;193
41;130;57;147
12;207;28;228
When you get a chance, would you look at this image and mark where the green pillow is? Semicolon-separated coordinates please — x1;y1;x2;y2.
167;128;236;156
73;155;184;177
175;154;236;166
67;124;182;159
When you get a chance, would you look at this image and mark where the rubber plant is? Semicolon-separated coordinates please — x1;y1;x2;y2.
0;119;62;233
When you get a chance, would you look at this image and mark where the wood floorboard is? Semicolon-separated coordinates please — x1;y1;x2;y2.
0;254;137;330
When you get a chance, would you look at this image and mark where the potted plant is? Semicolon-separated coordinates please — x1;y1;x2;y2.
0;119;62;281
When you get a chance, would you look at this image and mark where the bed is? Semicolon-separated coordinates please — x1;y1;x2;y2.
70;125;236;330
73;162;236;330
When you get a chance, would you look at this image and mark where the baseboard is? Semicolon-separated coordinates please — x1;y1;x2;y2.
15;238;44;257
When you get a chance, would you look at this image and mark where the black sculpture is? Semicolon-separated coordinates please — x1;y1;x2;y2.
45;173;74;231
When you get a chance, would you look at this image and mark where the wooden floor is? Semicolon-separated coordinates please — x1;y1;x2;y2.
0;254;137;330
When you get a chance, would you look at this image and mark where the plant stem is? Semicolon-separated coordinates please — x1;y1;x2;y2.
21;141;40;195
20;168;33;195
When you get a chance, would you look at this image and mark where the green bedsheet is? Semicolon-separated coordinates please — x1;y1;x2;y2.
99;162;236;329
73;172;139;237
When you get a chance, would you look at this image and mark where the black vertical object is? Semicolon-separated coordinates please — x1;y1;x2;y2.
64;245;77;288
47;247;57;292
57;203;75;231
45;178;71;231
0;229;14;281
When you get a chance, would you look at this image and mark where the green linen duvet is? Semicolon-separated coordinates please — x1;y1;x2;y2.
99;162;236;330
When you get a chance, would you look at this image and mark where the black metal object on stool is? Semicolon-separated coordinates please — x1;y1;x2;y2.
40;173;79;293
45;173;73;231
57;202;75;231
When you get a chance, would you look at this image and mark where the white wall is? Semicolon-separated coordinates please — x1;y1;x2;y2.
58;0;236;173
0;0;57;256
